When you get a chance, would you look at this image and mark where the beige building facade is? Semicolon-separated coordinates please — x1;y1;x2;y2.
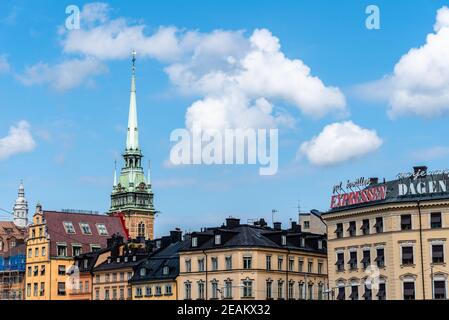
177;218;328;300
324;166;449;300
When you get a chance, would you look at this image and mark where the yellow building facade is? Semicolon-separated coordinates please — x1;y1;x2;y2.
25;204;127;300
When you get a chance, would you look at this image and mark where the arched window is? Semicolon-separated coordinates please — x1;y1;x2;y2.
138;222;145;237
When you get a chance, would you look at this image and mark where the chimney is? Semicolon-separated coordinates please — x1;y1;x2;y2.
273;222;282;230
170;228;182;242
107;233;124;249
226;217;240;228
291;221;297;229
414;166;428;177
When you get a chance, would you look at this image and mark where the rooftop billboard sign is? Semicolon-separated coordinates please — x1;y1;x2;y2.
329;168;449;210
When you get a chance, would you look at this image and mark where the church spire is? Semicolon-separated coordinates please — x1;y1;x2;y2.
110;50;156;241
126;50;139;151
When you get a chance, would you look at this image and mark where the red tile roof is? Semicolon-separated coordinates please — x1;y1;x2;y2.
42;211;127;257
0;221;27;256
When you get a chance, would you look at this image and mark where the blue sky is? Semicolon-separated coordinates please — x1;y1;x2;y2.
1;0;449;236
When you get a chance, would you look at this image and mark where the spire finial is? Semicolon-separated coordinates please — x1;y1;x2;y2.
126;50;139;150
132;49;137;73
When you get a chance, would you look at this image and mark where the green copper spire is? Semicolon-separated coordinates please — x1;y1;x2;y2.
110;51;155;216
126;50;139;151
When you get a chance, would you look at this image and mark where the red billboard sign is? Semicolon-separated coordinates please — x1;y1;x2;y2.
330;185;387;209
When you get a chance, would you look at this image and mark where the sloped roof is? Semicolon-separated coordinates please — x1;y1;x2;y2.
42;211;127;257
0;221;26;237
180;224;326;254
131;241;184;283
93;254;147;272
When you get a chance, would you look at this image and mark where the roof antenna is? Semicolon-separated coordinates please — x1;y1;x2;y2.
271;209;278;226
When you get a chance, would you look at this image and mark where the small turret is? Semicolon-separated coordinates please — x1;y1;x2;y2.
13;180;28;228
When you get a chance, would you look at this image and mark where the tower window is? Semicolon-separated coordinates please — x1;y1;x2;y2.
138;222;145;237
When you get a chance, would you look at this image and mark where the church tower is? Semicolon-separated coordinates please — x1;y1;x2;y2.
109;51;155;240
13;181;28;228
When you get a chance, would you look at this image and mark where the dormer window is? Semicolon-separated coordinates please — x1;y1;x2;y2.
300;237;305;247
156;240;161;249
318;240;323;250
214;235;221;245
133;256;136;262
140;268;146;276
124;257;128;262
192;237;198;247
117;257;120;263
63;222;75;234
96;224;108;236
281;235;287;246
107;258;111;264
79;223;92;235
163;266;169;275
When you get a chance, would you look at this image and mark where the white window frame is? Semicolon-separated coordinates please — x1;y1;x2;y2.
214;234;221;245
96;224;108;236
429;240;445;264
402;277;416;300
432;274;448;300
79;223;92;235
400;242;415;266
63;221;76;234
377;278;387;300
225;256;232;270
163;266;169;275
282;235;287;246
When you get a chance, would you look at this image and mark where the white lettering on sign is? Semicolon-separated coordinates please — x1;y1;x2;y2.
397;169;449;180
332;177;372;194
398;180;447;196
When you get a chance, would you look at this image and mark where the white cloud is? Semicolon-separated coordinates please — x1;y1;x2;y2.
411;146;449;161
62;3;186;62
81;2;110;27
185;91;294;131
299;121;383;166
359;6;449;118
167;28;346;130
17;58;107;91
30;2;346;129
0;121;37;160
0;55;10;73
